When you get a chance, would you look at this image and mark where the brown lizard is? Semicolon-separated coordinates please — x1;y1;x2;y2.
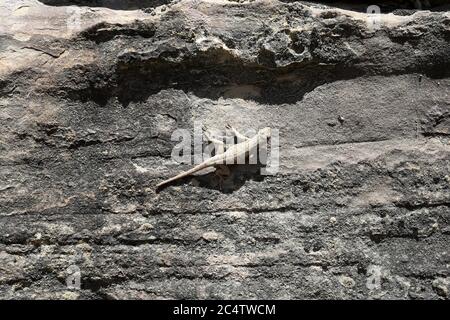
156;125;271;190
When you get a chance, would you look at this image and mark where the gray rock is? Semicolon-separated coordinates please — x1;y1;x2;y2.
0;0;449;299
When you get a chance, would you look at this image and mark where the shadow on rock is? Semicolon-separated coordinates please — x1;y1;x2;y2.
37;0;170;10
156;164;268;194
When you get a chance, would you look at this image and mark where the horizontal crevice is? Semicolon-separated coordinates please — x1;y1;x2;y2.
281;0;450;12
37;0;171;10
46;47;450;108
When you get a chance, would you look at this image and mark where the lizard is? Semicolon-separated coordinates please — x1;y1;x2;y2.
156;125;271;190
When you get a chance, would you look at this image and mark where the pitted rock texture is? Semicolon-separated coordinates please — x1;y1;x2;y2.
0;0;449;299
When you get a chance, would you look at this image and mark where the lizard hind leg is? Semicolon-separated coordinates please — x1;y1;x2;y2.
203;126;226;156
214;164;231;191
203;125;225;145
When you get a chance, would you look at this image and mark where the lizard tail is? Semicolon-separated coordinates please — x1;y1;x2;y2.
156;163;209;189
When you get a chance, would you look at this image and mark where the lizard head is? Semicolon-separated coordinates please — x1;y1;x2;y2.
258;127;272;139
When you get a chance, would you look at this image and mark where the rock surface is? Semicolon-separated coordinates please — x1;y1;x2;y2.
0;0;449;299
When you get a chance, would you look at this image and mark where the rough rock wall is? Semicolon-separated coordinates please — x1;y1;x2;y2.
0;0;449;299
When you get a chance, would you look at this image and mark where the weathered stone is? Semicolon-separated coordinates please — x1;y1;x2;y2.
0;0;449;299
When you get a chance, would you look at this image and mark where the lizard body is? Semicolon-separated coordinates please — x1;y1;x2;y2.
156;127;271;189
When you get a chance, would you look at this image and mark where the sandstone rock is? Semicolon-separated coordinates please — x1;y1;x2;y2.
0;0;449;299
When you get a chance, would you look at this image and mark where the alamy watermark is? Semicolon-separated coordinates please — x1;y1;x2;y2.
367;5;382;31
66;265;81;290
170;122;279;175
66;7;83;34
